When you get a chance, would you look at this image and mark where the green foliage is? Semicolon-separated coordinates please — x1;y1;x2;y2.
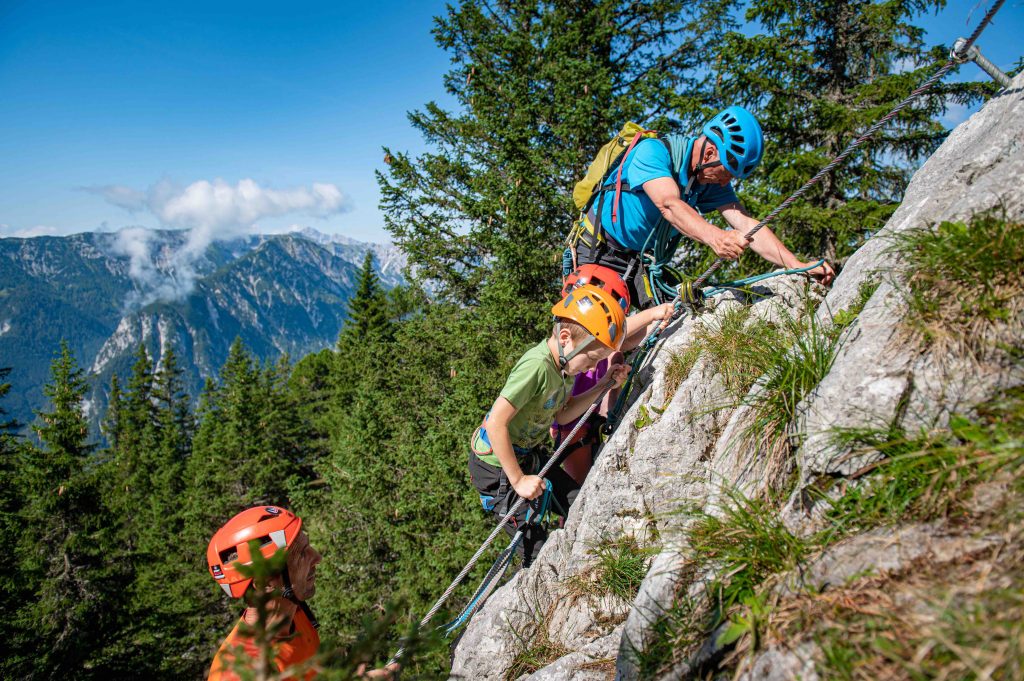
566;534;656;604
311;297;501;676
633;403;654;430
821;387;1024;542
711;0;990;267
97;344;202;676
663;344;701;403
896;214;1024;354
379;0;731;309
717;591;770;649
5;342;124;679
0;367;29;674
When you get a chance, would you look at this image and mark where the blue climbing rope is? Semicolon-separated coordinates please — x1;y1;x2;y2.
440;481;553;636
703;259;826;297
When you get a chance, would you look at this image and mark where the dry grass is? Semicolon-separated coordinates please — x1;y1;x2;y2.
896;214;1024;360
505;605;572;681
756;536;1024;681
575;656;616;678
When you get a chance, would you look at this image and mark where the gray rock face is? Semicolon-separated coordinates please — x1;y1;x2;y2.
798;75;1024;478
448;74;1024;681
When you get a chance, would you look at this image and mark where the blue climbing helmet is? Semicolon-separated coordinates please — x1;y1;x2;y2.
702;106;764;179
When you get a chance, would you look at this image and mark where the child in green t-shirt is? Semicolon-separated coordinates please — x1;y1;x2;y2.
468;284;630;565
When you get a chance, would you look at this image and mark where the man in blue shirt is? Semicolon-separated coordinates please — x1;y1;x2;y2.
573;106;834;308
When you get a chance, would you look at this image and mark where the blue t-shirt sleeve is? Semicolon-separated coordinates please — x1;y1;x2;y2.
623;139;673;188
695;182;739;213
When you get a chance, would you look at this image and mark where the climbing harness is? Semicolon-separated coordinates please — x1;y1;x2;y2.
388;1;1007;666
441;481;553;636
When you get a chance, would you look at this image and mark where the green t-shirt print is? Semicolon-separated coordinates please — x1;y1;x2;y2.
499;340;573;451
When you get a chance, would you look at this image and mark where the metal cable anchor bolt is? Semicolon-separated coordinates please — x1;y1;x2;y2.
951;38;1011;88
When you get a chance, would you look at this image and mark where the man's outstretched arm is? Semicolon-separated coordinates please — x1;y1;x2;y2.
643;177;748;260
718;202;835;285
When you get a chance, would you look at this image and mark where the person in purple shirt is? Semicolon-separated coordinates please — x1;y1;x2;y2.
552;264;674;484
572;106;834;309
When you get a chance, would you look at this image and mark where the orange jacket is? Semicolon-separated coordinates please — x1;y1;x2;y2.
208;608;319;681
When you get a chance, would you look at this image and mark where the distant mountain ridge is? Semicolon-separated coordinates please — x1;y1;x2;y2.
0;227;405;431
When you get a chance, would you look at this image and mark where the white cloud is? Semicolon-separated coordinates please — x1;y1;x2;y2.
942;102;972;127
110;226;199;309
82;177;352;308
81;185;148;212
88;177;349;235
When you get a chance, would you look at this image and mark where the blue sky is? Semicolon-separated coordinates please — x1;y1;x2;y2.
1;0;1020;243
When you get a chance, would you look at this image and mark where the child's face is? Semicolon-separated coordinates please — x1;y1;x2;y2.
563;340;612;376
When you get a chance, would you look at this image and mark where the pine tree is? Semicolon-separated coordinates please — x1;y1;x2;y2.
341;251;391;345
9;342;120;679
0;368;29;676
149;345;193;512
379;0;730;321
127;346;198;676
710;0;991;266
106;345;157;546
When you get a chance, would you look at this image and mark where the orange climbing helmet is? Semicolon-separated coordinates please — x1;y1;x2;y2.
552;284;626;369
207;506;303;599
561;264;630;312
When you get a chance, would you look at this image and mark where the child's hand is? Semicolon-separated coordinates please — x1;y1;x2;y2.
514;475;546;500
606;363;630;389
653;302;675;321
648;302;675;333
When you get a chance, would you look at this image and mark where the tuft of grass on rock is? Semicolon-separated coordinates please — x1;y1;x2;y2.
895;213;1024;356
819;386;1024;545
565;535;656;604
688;486;809;612
505;606;571;681
694;306;783;400
663;344;702;403
741;308;841;470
